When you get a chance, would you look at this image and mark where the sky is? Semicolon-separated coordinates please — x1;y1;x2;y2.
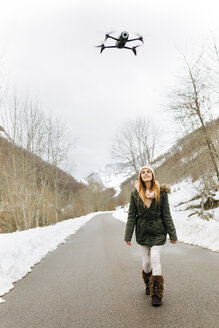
0;0;219;180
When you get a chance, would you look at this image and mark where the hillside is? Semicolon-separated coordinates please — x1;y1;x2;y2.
154;118;219;185
0;135;85;232
0;132;117;233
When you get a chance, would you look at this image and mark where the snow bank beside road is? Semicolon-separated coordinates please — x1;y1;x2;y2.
170;207;219;252
113;181;219;253
0;213;97;303
169;181;219;251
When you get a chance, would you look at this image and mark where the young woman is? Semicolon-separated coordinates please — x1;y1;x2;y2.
124;164;177;306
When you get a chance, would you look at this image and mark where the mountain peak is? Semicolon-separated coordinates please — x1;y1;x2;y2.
86;162;135;195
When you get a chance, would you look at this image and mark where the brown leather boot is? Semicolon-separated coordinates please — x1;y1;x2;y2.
149;275;164;306
142;270;152;295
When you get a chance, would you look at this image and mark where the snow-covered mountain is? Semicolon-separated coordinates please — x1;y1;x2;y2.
84;162;136;195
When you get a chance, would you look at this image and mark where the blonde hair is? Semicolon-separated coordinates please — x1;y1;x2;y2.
138;173;160;204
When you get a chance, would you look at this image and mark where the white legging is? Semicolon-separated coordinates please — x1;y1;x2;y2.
139;245;163;275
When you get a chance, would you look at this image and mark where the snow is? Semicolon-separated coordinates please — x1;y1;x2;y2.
113;180;219;253
0;212;98;303
213;191;219;201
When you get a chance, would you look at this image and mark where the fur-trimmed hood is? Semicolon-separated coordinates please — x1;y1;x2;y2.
160;184;171;194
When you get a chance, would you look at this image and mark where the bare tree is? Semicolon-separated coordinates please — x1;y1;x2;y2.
0;93;75;231
207;34;219;87
169;52;219;184
43;115;74;222
0;95;49;230
112;117;160;174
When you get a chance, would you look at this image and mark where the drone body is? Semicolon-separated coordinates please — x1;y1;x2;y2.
97;31;143;56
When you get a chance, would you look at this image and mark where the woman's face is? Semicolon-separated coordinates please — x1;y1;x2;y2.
140;168;153;183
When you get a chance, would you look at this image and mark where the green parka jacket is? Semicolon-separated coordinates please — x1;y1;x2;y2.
124;184;177;247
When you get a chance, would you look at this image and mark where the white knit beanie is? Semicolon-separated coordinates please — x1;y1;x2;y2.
139;164;155;178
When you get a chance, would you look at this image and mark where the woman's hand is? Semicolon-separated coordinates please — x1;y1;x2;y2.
126;241;132;246
170;240;176;244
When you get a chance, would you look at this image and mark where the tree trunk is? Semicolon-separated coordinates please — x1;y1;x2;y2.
198;116;219;184
190;67;219;184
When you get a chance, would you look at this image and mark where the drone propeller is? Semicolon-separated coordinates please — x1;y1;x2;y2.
135;33;144;43
105;30;116;41
106;30;116;35
95;44;105;53
132;45;141;56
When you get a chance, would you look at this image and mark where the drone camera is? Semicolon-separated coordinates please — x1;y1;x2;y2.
121;31;129;40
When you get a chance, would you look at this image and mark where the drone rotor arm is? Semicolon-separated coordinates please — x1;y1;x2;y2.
123;46;139;55
126;38;139;42
102;46;117;49
126;37;144;43
97;45;118;53
105;35;119;41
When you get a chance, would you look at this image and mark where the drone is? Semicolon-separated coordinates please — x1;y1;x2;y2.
96;31;144;56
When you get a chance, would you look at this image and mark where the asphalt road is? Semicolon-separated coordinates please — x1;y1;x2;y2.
0;213;219;328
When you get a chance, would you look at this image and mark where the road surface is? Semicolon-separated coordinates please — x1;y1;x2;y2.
0;213;219;328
